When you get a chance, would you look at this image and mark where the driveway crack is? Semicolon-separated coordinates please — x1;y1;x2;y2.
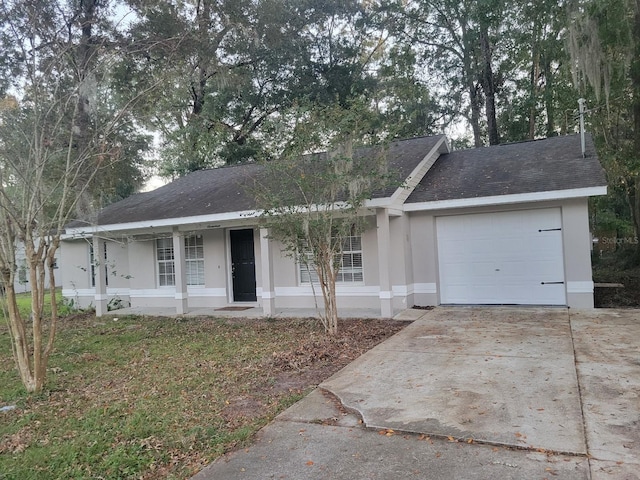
568;309;593;480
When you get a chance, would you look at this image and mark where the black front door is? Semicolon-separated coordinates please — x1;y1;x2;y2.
230;229;257;302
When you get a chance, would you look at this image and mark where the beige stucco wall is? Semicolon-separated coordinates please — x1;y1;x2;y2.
561;198;595;308
106;240;130;290
61;238;132;309
202;230;227;288
389;214;415;309
61;239;91;292
408;212;439;306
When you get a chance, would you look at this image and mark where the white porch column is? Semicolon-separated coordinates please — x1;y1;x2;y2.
93;236;108;317
259;228;276;315
376;208;393;317
173;229;188;314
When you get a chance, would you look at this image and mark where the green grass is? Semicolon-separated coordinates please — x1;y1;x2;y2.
0;290;72;321
0;315;320;480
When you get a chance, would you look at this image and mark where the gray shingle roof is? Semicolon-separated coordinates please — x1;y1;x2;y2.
80;135;446;227
406;133;606;204
70;133;606;229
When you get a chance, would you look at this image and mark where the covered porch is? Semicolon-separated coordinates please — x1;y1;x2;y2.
88;207;405;319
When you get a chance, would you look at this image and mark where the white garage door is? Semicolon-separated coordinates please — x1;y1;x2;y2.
436;208;566;305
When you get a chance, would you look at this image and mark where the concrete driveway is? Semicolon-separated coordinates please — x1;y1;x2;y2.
194;307;639;480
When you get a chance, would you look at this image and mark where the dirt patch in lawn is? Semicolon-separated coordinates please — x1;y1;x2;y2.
220;318;406;429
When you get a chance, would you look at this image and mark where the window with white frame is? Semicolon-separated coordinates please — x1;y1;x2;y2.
155;235;205;287
299;235;363;284
156;237;175;287
336;235;363;282
90;242;108;288
185;235;204;286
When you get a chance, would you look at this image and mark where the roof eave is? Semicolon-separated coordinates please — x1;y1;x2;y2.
62;209;261;238
403;185;607;212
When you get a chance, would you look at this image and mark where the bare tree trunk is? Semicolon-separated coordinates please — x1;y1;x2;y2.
319;275;338;335
2;280;35;390
464;45;483;147
73;0;99;217
469;81;483;147
315;242;339;335
542;56;556;137
529;41;540;140
480;24;500;145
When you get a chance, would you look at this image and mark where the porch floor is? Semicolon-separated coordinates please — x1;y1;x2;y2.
101;306;397;319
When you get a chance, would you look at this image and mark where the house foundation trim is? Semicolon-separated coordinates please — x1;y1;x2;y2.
566;281;594;294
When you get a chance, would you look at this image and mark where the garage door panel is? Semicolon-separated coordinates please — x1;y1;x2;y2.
436;209;566;305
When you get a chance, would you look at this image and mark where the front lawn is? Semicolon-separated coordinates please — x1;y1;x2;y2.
0;290;70;321
0;314;404;479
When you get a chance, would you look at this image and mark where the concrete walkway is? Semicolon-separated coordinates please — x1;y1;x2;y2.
193;307;640;480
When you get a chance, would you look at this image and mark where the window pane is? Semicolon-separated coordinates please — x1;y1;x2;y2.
157;238;175;286
185;235;204;285
299;235;363;284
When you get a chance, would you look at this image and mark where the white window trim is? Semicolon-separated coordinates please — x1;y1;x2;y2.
156;235;206;288
156;237;175;287
299;235;364;285
185;234;205;286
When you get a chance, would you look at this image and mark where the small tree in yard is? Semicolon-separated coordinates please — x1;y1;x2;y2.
0;1;158;393
254;102;394;335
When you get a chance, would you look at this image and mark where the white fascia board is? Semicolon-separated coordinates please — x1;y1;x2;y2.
62;201;381;239
63;209;260;237
403;186;608;212
390;135;449;205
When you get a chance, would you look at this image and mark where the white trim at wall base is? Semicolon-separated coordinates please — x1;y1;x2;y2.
274;284;433;299
64;284;432;302
566;281;594;294
129;288;176;298
62;288;132;298
63;288;95;297
403;186;607;212
392;285;409;296
275;286;379;297
187;287;227;297
412;283;438;294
